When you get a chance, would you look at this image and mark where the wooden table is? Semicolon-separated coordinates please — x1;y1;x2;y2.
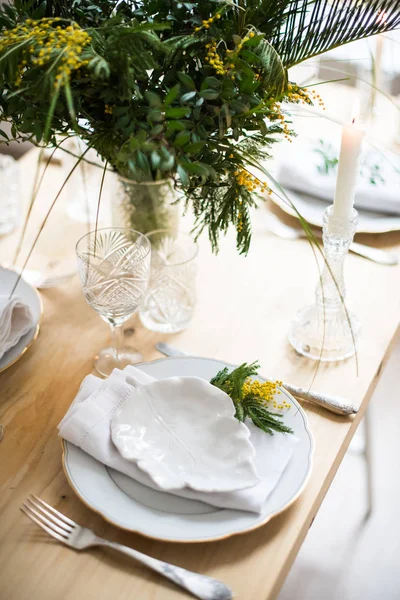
1;142;400;600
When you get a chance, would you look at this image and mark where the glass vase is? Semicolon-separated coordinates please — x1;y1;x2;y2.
112;177;180;235
0;154;20;236
63;136;109;224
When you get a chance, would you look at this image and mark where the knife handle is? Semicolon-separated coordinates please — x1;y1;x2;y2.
282;382;358;416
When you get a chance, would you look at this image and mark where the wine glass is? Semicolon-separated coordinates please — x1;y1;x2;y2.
76;227;151;376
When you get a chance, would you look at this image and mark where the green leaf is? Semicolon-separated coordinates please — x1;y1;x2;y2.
180;161;209;176
177;164;190;187
144;91;162;108
64;81;79;136
181;91;197;103
165;107;191;119
201;77;221;91
159;147;175;170
164;84;180;106
240;49;261;64
150;124;164;136
177;72;196;90
199;89;220;100
89;56;110;79
184;141;206;153
147;109;163;122
166;120;191;133
150;151;161;169
0;129;9;140
136;150;151;174
229;100;248;113
254;39;286;96
234;402;245;422
173;130;191;147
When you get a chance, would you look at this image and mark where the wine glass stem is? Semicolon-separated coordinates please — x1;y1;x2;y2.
110;320;125;361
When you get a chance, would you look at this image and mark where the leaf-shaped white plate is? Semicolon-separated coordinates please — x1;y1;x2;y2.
111;376;260;493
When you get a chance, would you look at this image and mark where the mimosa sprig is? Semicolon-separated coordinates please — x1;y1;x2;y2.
210;362;293;436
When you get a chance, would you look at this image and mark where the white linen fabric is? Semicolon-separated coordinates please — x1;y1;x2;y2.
0;295;34;360
277;139;400;215
59;366;299;514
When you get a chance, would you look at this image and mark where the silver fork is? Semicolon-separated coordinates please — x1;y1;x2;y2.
21;495;232;600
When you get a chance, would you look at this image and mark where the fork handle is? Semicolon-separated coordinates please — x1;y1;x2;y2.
97;539;232;600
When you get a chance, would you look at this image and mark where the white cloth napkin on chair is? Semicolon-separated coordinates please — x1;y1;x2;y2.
58;366;299;514
0;296;34;360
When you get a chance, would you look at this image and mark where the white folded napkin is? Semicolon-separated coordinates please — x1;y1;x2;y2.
0;295;34;360
59;366;299;514
277;139;400;215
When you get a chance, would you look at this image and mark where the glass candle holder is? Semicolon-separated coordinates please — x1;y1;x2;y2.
288;205;360;362
139;229;198;333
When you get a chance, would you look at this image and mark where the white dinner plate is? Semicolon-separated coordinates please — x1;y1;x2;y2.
271;189;400;234
0;267;43;373
62;357;314;543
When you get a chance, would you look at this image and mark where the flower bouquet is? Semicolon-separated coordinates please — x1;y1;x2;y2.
0;1;399;252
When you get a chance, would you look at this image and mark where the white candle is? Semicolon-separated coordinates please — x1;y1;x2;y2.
332;113;365;220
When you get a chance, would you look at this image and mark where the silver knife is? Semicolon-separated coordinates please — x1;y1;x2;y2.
155;342;358;416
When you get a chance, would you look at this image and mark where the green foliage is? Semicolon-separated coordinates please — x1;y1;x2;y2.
210;362;293;435
1;1;399;253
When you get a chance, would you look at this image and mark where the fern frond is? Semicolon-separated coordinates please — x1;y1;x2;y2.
270;0;400;68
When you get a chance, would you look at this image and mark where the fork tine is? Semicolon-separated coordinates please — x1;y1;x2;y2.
30;495;76;527
23;502;70;538
27;498;73;533
21;506;66;543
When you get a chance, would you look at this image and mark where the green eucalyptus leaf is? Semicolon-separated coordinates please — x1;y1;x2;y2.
180;161;209;176
164;84;180;106
150;124;164;136
159;152;175;171
177;164;190;186
173;130;191;147
144;91;162;108
150;151;161;169
166;120;190;133
147;109;163;122
201;77;220;91
199;89;220;100
229;100;248;113
136;150;151;173
185;141;206;153
181;91;197;103
177;72;196;90
165;107;191;119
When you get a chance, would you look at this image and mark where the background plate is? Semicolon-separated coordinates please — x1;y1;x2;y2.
62;356;314;543
271;190;400;234
0;267;42;373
